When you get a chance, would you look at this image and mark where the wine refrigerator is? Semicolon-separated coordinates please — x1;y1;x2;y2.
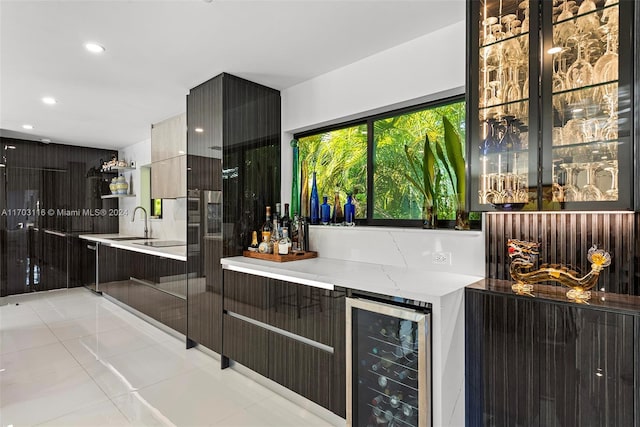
346;297;431;427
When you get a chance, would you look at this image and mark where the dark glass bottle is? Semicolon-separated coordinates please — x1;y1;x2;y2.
281;203;291;233
261;206;272;243
310;172;319;224
275;202;282;234
344;193;355;225
320;196;331;224
332;191;343;224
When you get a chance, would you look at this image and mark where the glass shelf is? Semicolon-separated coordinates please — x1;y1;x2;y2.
553;1;619;26
552;79;618;97
552;138;619;150
480;30;530;49
480;97;530;111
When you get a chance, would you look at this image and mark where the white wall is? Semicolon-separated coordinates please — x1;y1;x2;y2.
280;20;466;205
117;138;186;241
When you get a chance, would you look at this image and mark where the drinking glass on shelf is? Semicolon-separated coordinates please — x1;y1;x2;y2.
580;162;603;201
552;127;564;146
554;1;576;41
593;31;618;84
602;161;618;201
503;65;523;110
563;116;586;144
519;0;530;32
576;0;599;33
560;163;582;201
602;0;619;27
566;34;594;90
482;16;499;45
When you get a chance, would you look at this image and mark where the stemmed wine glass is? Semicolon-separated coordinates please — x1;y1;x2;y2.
593;30;618;84
560;163;582;201
519;0;530;32
482;16;499;45
554;1;576;42
603;161;618;201
580;162;603;201
576;0;599;34
566;33;594;90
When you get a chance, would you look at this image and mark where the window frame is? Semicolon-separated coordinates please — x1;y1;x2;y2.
295;94;477;229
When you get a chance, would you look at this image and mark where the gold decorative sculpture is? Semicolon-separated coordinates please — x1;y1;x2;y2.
507;239;611;303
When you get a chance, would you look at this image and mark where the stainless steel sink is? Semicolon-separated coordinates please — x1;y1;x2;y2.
133;240;186;248
108;236;153;241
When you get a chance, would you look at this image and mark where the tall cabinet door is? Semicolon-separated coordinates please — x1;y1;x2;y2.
469;0;540;212
541;0;634;211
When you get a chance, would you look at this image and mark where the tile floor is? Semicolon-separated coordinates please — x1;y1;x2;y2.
0;288;342;426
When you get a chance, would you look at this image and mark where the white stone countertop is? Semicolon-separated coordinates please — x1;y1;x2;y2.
79;234;187;262
221;256;482;303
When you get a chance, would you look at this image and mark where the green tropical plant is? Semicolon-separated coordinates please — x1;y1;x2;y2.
440;116;466;209
403;132;441;207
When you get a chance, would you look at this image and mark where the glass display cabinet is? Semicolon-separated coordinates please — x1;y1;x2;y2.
468;0;636;211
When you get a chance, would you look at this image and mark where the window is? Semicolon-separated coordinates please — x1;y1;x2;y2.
298;123;368;218
297;96;469;227
373;100;465;221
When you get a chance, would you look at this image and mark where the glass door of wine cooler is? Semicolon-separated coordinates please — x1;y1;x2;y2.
346;298;431;427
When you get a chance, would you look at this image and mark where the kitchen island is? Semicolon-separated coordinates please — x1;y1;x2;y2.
221;255;482;426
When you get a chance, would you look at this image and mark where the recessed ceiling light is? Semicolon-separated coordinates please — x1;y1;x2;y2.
22;124;34;130
42;97;57;105
6;145;16;149
194;128;204;133
41;138;51;143
547;46;563;54
84;42;105;53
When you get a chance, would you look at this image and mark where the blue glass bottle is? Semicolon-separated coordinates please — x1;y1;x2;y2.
344;193;355;225
310;172;320;225
320;196;331;225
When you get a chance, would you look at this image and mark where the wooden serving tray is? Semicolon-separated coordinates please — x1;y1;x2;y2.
242;250;317;262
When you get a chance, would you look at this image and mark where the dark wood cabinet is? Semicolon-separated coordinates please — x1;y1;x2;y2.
187;73;280;353
466;281;639;426
222;269;346;417
98;245;186;335
268;331;333;410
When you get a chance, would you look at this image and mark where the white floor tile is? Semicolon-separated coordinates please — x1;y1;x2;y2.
47;311;130;341
84;342;200;398
112;367;270;426
61;325;158;366
0;288;344;427
0;322;59;354
0;366;109;426
36;399;131;426
0;341;80;386
214;395;335;426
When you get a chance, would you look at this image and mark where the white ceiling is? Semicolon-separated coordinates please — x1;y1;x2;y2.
0;0;464;149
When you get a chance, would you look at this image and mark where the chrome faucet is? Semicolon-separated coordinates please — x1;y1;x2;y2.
132;206;149;239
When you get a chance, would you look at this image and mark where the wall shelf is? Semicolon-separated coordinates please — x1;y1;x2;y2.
101;194;136;199
101;166;136;173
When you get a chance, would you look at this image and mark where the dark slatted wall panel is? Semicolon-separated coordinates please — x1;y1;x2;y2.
485;212;639;295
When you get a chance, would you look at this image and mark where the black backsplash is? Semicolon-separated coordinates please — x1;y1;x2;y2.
485;212;640;296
